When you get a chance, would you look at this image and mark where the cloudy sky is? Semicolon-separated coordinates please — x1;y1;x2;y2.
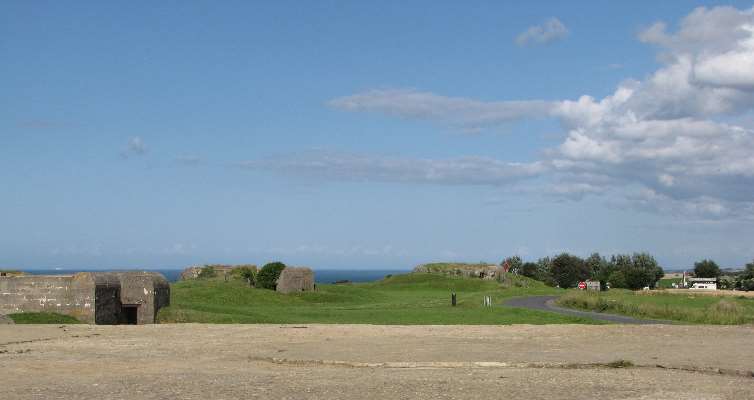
3;1;754;270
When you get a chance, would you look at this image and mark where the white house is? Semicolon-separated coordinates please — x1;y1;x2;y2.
687;277;717;290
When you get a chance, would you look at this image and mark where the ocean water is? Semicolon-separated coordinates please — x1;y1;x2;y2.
23;269;409;283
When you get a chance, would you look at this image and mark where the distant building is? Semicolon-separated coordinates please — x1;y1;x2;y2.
688;277;717;290
0;271;169;324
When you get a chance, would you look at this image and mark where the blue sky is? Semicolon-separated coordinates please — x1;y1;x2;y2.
3;1;754;270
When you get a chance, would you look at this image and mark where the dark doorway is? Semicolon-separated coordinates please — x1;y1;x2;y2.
121;305;139;325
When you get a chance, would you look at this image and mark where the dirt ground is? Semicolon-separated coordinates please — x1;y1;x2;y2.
1;324;753;399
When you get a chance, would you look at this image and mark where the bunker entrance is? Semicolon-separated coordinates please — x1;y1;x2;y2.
121;305;139;325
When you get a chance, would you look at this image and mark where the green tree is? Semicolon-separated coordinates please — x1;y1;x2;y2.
520;262;539;279
694;259;721;278
549;253;589;288
624;253;662;290
502;256;523;274
234;266;256;287
606;253;662;290
535;257;556;286
734;260;754;291
586;253;613;290
256;262;287;290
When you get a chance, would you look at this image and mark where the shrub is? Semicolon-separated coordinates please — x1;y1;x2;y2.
256;262;286;290
232;266;257;286
197;266;217;279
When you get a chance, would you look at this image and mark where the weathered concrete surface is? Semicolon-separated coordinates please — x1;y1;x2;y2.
1;324;753;399
0;273;118;323
0;314;13;324
112;272;170;324
0;272;169;324
276;267;315;294
413;263;504;280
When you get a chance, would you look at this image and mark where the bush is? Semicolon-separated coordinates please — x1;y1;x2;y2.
256;262;286;290
197;266;217;279
232;266;257;286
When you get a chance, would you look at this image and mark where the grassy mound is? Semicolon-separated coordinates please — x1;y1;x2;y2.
413;262;492;273
557;289;754;324
9;312;82;324
159;272;599;325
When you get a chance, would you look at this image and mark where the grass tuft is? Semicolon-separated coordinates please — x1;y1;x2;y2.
9;312;82;324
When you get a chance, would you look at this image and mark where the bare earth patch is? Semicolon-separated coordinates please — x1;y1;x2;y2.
1;324;753;399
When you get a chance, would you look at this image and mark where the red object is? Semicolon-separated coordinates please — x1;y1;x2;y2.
578;281;587;290
502;260;510;273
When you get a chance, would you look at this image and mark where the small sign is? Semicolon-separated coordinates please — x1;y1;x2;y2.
578;281;587;290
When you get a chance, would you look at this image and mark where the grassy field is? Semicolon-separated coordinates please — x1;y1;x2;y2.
158;273;601;324
8;312;82;324
557;289;754;324
657;278;682;289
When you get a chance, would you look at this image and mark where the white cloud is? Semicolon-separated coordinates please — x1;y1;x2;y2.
304;6;754;220
174;155;202;166
515;18;569;47
241;150;546;186
328;89;555;131
121;136;147;158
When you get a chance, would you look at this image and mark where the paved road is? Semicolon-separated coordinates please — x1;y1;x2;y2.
504;295;669;324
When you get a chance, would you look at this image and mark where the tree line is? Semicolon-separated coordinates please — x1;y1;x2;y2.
502;253;754;291
502;253;663;290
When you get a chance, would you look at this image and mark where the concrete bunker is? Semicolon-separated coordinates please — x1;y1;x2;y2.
276;267;315;294
0;271;170;325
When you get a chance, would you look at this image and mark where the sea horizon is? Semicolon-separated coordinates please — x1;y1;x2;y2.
19;267;412;283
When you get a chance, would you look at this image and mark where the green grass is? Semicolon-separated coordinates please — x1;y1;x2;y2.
557;289;754;324
657;278;682;288
8;312;82;324
158;272;602;325
415;262;492;272
0;269;23;275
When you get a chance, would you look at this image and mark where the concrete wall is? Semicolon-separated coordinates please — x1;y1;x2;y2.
0;271;169;325
0;273;118;324
413;264;503;280
276;267;315;294
111;272;170;324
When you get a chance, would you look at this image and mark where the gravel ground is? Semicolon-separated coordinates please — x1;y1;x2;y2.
1;324;753;399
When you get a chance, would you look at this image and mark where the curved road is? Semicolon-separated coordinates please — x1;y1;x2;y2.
504;296;669;324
